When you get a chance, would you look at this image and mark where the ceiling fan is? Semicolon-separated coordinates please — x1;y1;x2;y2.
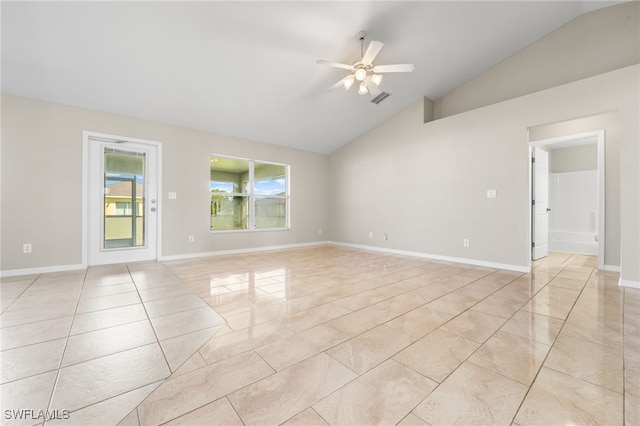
317;31;414;97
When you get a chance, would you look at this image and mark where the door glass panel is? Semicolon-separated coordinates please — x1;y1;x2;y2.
104;149;146;249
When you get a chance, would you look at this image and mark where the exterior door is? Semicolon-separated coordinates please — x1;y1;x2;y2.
532;147;549;260
86;135;159;265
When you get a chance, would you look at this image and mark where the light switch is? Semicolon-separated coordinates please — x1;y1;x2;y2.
168;192;177;199
487;189;497;198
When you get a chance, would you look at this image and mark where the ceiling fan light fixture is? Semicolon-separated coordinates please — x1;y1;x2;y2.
343;75;355;90
318;33;414;97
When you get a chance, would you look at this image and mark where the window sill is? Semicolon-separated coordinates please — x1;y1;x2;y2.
210;227;291;234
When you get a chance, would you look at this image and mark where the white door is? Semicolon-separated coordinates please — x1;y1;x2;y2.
532;147;549;260
86;135;160;265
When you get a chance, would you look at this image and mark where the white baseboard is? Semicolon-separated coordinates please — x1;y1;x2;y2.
329;241;530;273
0;242;330;277
159;241;330;262
0;241;536;277
0;264;86;278
619;278;640;289
603;264;621;272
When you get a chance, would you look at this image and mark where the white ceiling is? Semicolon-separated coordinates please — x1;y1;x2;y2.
1;1;624;154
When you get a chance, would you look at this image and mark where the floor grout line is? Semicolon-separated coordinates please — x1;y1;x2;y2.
1;248;628;425
45;268;89;415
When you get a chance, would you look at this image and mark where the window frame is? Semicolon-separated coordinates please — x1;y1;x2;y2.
210;154;290;233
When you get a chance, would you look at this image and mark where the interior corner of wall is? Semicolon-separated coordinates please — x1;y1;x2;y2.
423;97;435;123
619;276;640;289
431;97;443;121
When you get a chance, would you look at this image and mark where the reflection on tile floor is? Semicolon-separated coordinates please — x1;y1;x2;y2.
1;246;638;425
0;262;225;425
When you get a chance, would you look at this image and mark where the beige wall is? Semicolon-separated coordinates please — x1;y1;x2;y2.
1;94;330;271
549;145;598;173
434;1;639;119
2;3;638;284
329;65;639;282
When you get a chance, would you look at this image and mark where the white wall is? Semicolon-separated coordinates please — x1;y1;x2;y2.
548;145;599;245
0;94;330;273
329;65;639;283
549;170;598;233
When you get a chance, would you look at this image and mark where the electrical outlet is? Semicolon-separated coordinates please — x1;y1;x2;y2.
369;231;373;238
188;235;194;243
318;228;323;235
487;189;497;198
383;233;388;241
23;243;32;253
463;239;470;247
168;192;177;199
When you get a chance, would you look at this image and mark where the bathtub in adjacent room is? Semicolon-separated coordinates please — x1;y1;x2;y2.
548;169;599;256
549;230;598;255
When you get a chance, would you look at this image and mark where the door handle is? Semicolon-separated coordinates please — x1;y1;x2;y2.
546;208;551;212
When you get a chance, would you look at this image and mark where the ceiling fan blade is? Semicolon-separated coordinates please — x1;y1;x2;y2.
316;59;353;71
364;76;381;96
327;75;355;92
361;40;384;65
372;63;415;73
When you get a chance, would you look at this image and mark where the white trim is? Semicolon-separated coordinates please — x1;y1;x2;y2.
528;131;603;147
1;264;86;278
596;130;605;270
1;241;532;277
1;242;329;276
619;277;640;289
82;131;163;267
329;241;531;273
603;264;621;272
159;241;329;262
82;133;89;268
209;154;290;232
528;130;605;270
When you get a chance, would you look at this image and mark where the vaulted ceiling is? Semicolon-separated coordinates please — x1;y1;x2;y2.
1;1;624;154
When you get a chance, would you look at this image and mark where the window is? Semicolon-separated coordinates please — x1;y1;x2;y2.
114;202;132;216
210;156;289;232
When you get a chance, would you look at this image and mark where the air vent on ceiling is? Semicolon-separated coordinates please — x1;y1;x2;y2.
370;92;390;104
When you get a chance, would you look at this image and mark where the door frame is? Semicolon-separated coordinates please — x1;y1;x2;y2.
528;130;605;270
82;131;163;267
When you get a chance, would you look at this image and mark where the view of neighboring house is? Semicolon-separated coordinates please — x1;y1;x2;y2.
104;180;145;248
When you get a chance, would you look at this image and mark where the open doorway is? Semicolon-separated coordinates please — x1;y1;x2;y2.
529;131;605;270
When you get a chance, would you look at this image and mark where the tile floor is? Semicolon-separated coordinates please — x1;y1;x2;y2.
1;245;638;425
